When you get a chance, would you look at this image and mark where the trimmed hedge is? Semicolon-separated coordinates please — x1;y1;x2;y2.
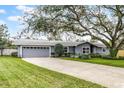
63;53;75;57
79;54;91;59
89;53;102;58
102;55;124;60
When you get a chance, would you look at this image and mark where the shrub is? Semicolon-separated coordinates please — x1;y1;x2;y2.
54;43;64;57
117;56;124;60
70;53;79;58
64;53;70;57
102;55;124;60
90;53;101;58
70;53;76;58
79;54;91;59
11;52;18;57
102;55;114;59
109;49;118;58
63;53;75;57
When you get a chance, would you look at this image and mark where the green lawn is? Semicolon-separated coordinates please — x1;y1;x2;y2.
62;57;124;68
0;56;103;88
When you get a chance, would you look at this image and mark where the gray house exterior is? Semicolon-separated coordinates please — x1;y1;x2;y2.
14;39;109;58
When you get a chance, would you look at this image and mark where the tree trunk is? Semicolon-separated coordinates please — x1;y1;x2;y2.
109;48;118;58
0;49;1;56
0;48;4;56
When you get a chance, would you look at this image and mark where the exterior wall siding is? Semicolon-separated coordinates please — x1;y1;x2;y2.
18;43;110;57
75;43;91;54
18;46;22;57
93;46;109;55
69;46;75;53
51;46;74;53
51;46;55;53
17;46;19;57
75;43;109;55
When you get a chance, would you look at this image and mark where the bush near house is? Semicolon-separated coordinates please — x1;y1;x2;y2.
68;53;124;60
69;53;101;59
118;56;124;60
63;53;75;57
89;53;102;58
63;53;70;57
54;43;64;57
62;57;124;68
102;55;124;60
102;55;115;59
79;54;91;59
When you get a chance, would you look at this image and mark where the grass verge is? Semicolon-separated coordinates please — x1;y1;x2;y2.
0;56;103;88
62;57;124;68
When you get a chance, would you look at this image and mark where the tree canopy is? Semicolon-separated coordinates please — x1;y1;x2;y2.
21;5;124;57
0;24;9;55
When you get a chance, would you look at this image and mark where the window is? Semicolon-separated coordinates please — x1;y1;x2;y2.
26;47;29;49
33;47;37;49
30;47;33;49
46;47;49;49
82;47;90;54
64;47;68;53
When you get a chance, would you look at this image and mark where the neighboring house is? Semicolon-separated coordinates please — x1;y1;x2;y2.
13;39;109;58
117;44;124;57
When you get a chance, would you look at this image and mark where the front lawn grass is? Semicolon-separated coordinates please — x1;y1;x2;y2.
0;56;103;88
62;57;124;68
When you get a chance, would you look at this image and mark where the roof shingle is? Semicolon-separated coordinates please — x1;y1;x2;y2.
13;39;106;47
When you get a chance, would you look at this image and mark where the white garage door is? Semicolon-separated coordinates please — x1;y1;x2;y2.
22;47;49;58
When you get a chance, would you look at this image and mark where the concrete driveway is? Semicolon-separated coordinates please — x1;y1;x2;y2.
23;58;124;88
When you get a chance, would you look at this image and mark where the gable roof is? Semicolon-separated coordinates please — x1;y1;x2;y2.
13;39;106;47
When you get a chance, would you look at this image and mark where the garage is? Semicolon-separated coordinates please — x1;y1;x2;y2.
22;47;49;58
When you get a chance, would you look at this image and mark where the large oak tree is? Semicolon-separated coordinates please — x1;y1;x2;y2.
22;5;124;57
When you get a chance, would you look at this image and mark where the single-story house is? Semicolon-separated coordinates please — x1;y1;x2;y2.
13;39;109;58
